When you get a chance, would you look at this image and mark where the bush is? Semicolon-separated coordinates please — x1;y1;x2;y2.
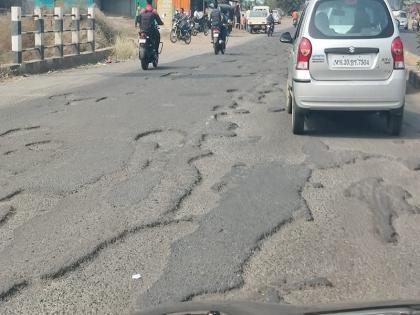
0;15;11;64
112;35;137;61
95;8;117;48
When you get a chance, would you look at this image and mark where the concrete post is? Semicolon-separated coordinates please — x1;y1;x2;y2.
34;7;44;60
11;7;22;64
87;6;95;52
71;7;80;55
54;7;64;57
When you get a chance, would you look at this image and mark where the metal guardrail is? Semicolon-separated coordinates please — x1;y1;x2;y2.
11;6;96;64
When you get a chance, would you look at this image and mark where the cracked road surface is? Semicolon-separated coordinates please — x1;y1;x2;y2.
1;28;420;314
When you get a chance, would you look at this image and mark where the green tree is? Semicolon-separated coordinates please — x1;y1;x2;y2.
264;0;304;14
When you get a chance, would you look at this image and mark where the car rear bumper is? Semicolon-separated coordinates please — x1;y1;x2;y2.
293;70;406;111
248;24;266;28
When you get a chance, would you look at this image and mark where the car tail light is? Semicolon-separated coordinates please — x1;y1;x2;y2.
391;36;405;69
296;37;312;70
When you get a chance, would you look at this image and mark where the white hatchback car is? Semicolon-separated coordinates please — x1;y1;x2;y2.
280;0;406;135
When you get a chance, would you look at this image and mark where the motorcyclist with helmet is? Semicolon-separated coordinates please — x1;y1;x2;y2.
210;1;227;43
136;0;164;52
266;10;275;34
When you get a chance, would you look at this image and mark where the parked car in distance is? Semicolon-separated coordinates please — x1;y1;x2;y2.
392;10;408;30
272;9;281;24
247;9;268;33
280;0;406;135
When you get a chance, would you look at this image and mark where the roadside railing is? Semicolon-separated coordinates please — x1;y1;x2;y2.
11;6;95;64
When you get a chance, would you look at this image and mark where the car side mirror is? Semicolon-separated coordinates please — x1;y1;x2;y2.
280;32;293;44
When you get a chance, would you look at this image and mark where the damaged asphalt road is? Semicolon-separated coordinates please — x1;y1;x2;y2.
1;30;420;314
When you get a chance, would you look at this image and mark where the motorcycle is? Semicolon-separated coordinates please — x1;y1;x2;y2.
138;29;161;70
267;23;274;36
170;17;192;44
227;18;234;34
212;26;226;55
192;15;209;36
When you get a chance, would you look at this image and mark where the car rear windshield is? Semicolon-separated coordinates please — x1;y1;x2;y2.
309;0;394;39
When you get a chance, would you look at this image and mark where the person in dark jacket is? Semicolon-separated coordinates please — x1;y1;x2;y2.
210;1;227;42
266;10;275;32
136;0;164;52
234;4;241;29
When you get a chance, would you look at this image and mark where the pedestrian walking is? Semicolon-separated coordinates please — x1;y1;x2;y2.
235;4;241;29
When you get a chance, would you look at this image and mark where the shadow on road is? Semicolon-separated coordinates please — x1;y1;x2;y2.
406;83;418;95
304;110;420;140
151;65;186;70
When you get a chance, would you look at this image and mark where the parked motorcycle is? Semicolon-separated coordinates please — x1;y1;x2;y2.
192;15;209;36
170;17;192;44
138;30;161;70
227;18;234;34
212;26;226;55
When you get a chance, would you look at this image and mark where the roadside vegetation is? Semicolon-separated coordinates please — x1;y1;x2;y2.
265;0;305;14
417;30;420;69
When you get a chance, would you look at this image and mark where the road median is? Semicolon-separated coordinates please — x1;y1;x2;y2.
0;47;113;76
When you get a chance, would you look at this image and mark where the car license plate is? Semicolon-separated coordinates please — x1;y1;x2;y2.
138;38;146;44
214;33;219;38
329;55;371;68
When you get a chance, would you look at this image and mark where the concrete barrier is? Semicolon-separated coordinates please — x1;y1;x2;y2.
9;6;96;64
0;47;112;75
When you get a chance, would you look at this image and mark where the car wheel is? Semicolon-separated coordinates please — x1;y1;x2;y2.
387;106;404;136
286;84;292;114
292;98;304;135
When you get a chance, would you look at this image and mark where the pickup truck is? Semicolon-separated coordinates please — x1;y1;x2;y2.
247;10;268;33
